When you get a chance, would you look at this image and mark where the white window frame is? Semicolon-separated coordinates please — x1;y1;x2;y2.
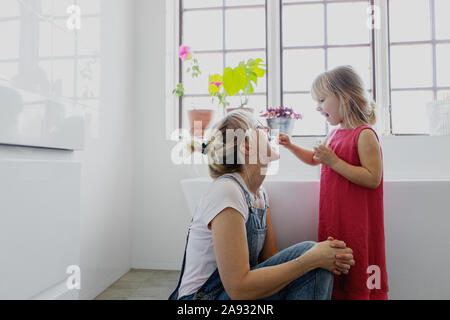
165;0;437;139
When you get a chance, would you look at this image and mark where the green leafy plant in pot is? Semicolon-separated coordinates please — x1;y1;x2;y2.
209;58;266;114
260;106;302;136
173;45;214;138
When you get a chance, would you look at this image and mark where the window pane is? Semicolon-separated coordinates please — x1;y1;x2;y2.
328;46;372;90
77;0;101;15
226;0;265;6
283;49;325;92
0;0;19;17
183;53;223;95
41;0;76;15
228;94;267;115
283;94;326;136
0;21;20;60
437;91;450;101
436;44;450;87
327;2;371;45
183;10;223;51
391;90;433;134
435;0;450;40
46;60;75;98
77;18;101;55
225;50;266;93
225;8;266;50
183;0;222;9
282;4;324;47
389;0;431;42
0;62;18;81
390;45;433;88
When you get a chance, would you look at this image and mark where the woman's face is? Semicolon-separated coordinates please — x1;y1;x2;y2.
240;122;280;167
316;94;342;126
256;124;280;165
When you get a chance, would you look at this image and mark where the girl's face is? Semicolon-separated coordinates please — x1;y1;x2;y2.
316;94;343;126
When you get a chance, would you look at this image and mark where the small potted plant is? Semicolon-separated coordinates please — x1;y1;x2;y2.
260;106;302;136
207;58;266;114
173;45;214;138
208;73;229;115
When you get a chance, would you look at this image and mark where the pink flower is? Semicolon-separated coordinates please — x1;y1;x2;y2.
210;81;223;87
179;45;192;61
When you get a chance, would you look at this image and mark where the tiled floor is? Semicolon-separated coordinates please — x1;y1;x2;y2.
95;269;180;300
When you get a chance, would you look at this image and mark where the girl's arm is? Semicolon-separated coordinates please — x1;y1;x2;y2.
288;144;321;166
210;208;354;300
314;129;382;189
278;134;329;166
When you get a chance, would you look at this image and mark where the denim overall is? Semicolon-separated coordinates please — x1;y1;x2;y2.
168;173;267;300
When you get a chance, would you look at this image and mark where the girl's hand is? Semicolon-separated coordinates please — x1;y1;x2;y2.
313;145;340;168
307;240;355;276
277;134;292;150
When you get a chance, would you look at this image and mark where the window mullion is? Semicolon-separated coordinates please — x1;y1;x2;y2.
374;0;392;136
266;0;282;108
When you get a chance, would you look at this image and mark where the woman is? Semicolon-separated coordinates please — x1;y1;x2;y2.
169;110;355;300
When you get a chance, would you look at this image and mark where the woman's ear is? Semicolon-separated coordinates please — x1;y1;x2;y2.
239;136;250;156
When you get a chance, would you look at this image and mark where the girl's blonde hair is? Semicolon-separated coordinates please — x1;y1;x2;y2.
187;110;257;179
312;65;376;127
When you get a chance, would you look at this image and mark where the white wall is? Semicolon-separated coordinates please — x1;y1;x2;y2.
74;0;135;300
132;0;192;270
0;0;135;300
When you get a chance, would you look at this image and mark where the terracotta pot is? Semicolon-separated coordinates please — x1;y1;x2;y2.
226;106;254;114
187;109;214;138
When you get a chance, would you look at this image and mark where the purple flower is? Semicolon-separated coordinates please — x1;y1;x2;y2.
260;105;302;120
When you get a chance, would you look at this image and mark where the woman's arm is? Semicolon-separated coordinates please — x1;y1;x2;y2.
210;208;354;300
313;129;382;189
258;208;278;262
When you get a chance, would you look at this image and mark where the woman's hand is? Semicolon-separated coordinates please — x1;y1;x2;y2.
277;134;292;150
307;238;355;276
313;145;340;168
326;237;355;276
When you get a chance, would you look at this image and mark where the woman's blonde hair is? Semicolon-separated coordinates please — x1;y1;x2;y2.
311;65;376;127
187;110;257;179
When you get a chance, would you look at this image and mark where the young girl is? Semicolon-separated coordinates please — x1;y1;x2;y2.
278;65;389;300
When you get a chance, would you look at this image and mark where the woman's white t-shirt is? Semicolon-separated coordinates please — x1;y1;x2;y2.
177;172;268;298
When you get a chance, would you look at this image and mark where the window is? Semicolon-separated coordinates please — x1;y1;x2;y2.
179;0;268;130
281;0;375;136
171;0;450;137
388;0;450;134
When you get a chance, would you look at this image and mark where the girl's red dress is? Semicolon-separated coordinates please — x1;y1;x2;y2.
318;125;389;300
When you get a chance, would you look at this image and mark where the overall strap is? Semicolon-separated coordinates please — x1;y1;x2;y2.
168;217;193;300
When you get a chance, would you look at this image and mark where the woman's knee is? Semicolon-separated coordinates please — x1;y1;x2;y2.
292;241;317;255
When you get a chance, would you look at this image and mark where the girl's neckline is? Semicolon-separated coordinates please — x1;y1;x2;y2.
336;124;369;131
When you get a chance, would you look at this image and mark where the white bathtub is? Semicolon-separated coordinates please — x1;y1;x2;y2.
181;177;450;299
